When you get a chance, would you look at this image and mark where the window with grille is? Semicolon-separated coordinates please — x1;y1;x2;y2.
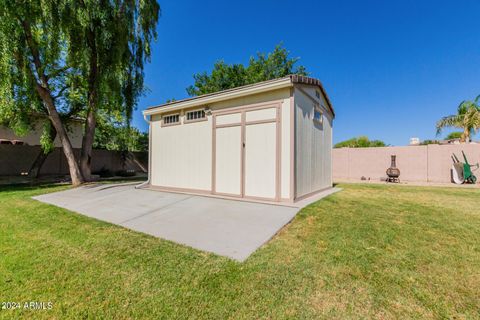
186;109;206;121
313;104;323;124
163;114;179;125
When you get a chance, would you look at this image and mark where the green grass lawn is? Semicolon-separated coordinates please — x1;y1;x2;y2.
1;183;479;319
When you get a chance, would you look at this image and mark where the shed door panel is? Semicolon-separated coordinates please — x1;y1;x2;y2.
244;122;277;199
215;125;242;195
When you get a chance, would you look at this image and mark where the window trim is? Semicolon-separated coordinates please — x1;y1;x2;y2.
313;104;323;124
184;108;208;124
162;113;181;127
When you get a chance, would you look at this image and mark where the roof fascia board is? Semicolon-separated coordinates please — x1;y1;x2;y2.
143;78;292;116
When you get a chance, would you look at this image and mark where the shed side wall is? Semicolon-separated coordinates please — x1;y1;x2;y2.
294;86;333;198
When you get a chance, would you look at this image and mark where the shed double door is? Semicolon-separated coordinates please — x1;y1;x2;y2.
213;105;280;201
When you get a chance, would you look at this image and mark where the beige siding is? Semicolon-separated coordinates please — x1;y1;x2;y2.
245;107;276;122
150;114;212;190
244;122;277;199
324;112;333;187
149;88;292;201
212;89;288;111
216;88;294;200
211;88;291;199
280;95;291;199
216;113;241;125
215;125;242;195
298;85;331;113
0;120;83;148
294;86;333;198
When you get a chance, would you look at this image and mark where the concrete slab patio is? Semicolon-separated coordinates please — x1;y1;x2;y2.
33;183;340;261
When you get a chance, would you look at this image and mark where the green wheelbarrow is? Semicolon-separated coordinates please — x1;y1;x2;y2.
451;151;479;184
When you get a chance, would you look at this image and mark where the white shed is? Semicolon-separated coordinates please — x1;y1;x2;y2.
143;75;334;203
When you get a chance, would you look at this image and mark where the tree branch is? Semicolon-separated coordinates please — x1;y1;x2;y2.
19;19;48;88
47;65;71;81
52;85;68;99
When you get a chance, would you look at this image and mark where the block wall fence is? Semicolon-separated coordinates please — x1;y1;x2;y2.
0;145;147;176
333;144;480;183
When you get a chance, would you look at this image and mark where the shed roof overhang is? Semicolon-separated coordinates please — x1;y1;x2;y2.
143;75;334;118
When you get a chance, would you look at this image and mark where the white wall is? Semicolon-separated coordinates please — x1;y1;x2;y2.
294;85;333;198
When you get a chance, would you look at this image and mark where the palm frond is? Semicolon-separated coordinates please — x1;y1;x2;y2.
474;94;480;105
435;115;463;136
457;101;470;114
438;96;480;139
465;106;480;133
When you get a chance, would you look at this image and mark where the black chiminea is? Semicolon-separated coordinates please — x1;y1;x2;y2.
386;155;400;183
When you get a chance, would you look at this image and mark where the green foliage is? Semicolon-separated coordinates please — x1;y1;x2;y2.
94;119;148;152
0;0;160;150
436;96;480;142
0;1;67;136
420;139;440;145
445;131;463;140
39;121;55;154
64;0;161;123
334;136;387;148
186;44;308;96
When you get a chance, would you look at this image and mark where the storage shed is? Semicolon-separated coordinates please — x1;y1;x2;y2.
143;75;334;203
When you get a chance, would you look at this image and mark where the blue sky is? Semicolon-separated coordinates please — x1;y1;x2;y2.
132;0;480;146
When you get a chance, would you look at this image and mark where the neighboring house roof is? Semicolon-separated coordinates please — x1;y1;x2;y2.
144;75;334;117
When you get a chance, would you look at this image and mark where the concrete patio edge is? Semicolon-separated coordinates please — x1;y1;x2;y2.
32;184;341;261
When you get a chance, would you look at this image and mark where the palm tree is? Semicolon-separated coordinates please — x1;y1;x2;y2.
436;96;480;142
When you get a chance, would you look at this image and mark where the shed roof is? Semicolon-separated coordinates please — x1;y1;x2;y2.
144;75;334;117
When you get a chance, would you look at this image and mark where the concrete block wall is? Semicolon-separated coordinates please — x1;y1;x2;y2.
333;144;480;183
0;145;147;176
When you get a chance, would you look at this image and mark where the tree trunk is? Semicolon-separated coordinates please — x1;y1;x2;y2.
80;109;96;180
28;123;57;178
20;19;84;186
79;100;95;181
47;107;84;186
80;25;98;181
36;87;84;186
462;127;470;143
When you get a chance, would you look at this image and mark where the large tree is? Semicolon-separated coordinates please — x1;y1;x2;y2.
186;44;308;96
0;1;160;184
0;2;85;184
67;0;159;179
436;96;480;143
